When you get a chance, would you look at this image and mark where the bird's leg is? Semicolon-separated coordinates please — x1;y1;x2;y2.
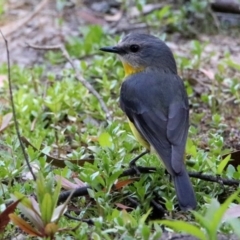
129;150;149;174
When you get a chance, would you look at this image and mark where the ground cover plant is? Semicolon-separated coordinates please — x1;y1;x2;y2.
0;0;240;239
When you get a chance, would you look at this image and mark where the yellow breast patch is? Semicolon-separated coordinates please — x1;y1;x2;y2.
123;62;144;76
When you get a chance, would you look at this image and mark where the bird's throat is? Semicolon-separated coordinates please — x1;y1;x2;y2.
122;62;144;77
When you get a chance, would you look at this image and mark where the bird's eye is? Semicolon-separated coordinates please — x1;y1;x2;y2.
129;44;140;53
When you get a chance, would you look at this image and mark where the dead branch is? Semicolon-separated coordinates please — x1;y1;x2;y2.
58;166;240;204
211;0;240;14
0;31;36;181
27;43;112;121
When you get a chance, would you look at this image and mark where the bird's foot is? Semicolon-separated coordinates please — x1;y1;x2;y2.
129;150;149;175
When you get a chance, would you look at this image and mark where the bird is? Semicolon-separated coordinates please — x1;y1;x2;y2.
100;33;197;211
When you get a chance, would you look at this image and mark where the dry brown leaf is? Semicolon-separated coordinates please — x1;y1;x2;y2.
114;178;137;190
0;112;12;133
0;75;7;88
105;11;123;22
0;199;23;233
129;3;163;18
77;9;106;25
200;68;215;81
115;203;133;210
223;204;240;222
55;175;86;190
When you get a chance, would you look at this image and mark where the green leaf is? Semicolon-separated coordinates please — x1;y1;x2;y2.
140;208;152;224
40;193;53;224
192;211;211;231
36;173;46;205
159;220;207;240
217;154;231;175
225;59;240;71
186;138;197;157
52;178;62;212
98;132;112;148
227;218;240;238
209;190;239;239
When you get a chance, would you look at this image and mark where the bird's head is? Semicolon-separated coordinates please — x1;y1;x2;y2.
100;33;177;75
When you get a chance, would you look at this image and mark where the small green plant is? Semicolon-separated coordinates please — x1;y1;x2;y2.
159;190;240;240
9;173;68;239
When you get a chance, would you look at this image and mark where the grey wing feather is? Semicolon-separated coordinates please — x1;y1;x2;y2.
167;102;189;173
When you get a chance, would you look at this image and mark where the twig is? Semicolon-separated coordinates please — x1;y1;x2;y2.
126;196;139;207
0;31;36;181
151;199;166;215
64;213;94;225
189;171;240;186
122;166;240;186
120;166;156;177
26;43;112;121
58;186;90;203
57;167;240;204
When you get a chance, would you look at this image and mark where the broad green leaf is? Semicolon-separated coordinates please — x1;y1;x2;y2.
40;193;53;224
36;173;46;205
159;220;207;240
204;199;220;221
186;138;197;157
227;218;240;238
192;211;211;231
52;178;62;212
98;132;112;148
217;154;231;175
209;190;240;239
225;59;240;71
140;208;152;224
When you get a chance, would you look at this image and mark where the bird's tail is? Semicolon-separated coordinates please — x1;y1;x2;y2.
173;168;197;211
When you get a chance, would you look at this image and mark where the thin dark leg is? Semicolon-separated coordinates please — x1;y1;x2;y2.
129;150;149;167
129;150;149;174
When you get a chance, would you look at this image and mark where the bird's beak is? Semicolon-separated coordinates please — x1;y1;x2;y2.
100;46;125;54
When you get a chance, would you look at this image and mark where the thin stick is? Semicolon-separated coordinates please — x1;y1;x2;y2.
0;30;36;181
27;43;112;121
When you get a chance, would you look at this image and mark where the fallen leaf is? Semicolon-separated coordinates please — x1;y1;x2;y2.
0;199;23;233
77;9;106;25
200;68;215;81
129;3;163;18
55;175;85;190
115;203;133;210
9;213;43;237
114;178;137;190
0;75;7;88
105;11;122;22
0;113;12;133
222;204;240;222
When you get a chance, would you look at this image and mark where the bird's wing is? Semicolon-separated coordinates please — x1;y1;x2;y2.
120;71;189;175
